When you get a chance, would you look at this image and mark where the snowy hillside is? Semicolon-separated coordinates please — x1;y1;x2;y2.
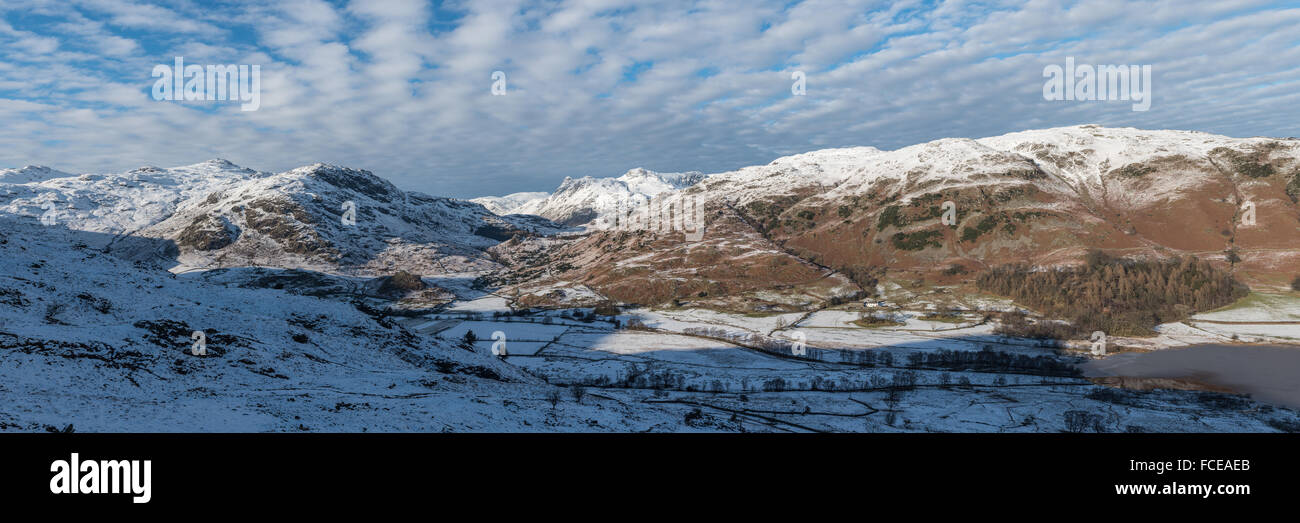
687;125;1300;271
0;216;696;431
503;125;1300;312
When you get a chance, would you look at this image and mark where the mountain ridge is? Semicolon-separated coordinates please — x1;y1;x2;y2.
493;125;1300;309
0;159;559;275
474;167;708;227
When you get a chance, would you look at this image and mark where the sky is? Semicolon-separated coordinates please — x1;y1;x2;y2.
0;0;1298;199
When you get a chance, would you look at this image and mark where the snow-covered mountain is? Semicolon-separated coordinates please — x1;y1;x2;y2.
140;163;559;273
0;160;559;274
470;191;549;215
0;165;71;184
0;159;266;237
504;126;1300;307
485;167;708;226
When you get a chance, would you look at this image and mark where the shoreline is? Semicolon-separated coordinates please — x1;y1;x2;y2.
1080;344;1300;410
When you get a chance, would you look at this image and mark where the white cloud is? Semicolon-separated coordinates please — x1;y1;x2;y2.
72;0;219;34
0;0;1297;198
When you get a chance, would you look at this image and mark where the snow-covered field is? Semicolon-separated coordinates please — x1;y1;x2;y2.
1171;293;1300;343
1194;293;1300;323
499;313;1297;432
638;307;804;335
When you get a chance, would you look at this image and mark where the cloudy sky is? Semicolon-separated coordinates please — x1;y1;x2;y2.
1;0;1298;198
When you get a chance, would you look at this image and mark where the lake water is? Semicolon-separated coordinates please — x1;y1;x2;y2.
1081;344;1300;409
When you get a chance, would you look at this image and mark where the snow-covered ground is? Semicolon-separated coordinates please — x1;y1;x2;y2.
357;293;1300;432
1184;322;1300;342
0;217;710;432
1193;293;1300;322
1083;294;1300;349
637;307;805;335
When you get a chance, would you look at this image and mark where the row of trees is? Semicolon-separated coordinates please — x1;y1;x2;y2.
903;347;1081;377
977;252;1248;336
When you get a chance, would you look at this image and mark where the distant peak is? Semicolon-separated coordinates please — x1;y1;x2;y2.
0;164;72;183
283;162;396;199
169;159;254;173
282;163;382;180
291;162;354;173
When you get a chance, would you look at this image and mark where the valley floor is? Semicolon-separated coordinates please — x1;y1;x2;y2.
2;218;1297;432
380;281;1300;433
